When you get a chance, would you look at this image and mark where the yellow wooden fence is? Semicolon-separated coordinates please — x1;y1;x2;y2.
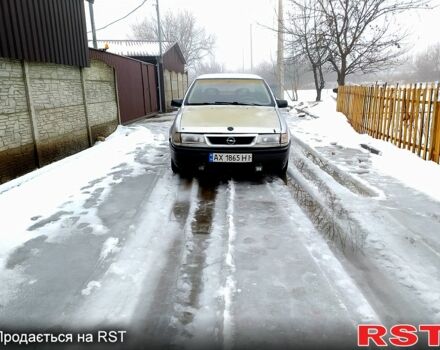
336;83;440;163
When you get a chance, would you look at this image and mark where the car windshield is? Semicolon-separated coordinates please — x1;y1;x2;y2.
185;78;274;106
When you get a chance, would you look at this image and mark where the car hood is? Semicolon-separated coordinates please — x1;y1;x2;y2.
179;105;281;133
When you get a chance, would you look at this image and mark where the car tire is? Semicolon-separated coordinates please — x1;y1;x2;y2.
171;160;179;174
278;162;288;177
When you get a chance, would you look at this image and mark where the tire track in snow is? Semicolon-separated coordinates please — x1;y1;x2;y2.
68;171;183;328
284;164;440;325
290;134;379;198
222;180;236;350
169;177;229;348
172;178;230;349
267;179;380;326
226;177;359;348
174;179;217;328
128;175;195;348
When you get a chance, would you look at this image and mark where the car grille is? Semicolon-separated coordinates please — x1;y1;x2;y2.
207;136;256;145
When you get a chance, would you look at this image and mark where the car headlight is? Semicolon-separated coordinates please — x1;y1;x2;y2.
171;131;181;144
181;133;206;144
280;132;289;145
256;134;281;145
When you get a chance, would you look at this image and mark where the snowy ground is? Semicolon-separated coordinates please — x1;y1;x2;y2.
0;93;439;349
285;89;440;323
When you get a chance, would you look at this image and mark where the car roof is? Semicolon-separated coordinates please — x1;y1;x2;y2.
196;73;264;80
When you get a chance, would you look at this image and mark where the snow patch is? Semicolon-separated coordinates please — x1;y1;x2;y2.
269;180;380;324
99;237;120;261
69;174;182;327
286;89;440;202
0;124;157;286
0;268;27;306
285;90;440;321
81;281;102;296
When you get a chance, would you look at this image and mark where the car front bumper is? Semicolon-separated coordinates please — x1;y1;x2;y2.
170;142;290;172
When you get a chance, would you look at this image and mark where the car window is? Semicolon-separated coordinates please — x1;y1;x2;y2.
185;79;274;106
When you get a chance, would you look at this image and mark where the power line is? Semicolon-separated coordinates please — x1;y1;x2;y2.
87;0;148;33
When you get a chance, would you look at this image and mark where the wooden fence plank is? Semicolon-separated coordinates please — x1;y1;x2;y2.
375;86;384;139
435;101;440;163
364;86;371;134
361;86;370;133
387;84;400;143
404;84;417;150
382;87;392;140
423;84;434;160
410;85;422;153
397;86;405;144
409;84;417;152
417;84;428;157
369;85;379;136
386;86;397;142
356;86;363;131
336;82;440;164
429;84;440;163
378;86;387;139
399;85;413;148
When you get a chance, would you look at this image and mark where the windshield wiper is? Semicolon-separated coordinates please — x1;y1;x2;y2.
186;102;215;105
213;101;265;106
186;101;269;106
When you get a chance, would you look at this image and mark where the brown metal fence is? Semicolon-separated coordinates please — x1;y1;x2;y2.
0;0;89;67
337;83;440;163
90;49;159;124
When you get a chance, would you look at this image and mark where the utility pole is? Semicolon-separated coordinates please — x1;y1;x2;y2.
276;0;285;99
88;0;97;49
156;0;163;113
250;23;253;72
242;48;245;72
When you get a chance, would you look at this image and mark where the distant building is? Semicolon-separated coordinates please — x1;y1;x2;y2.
93;40;188;111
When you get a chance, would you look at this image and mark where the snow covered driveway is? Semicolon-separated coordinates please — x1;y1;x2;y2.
1;104;439;349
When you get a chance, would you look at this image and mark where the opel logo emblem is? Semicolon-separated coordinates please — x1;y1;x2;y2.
226;137;236;145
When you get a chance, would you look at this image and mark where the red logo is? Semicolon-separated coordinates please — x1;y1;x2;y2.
358;324;440;347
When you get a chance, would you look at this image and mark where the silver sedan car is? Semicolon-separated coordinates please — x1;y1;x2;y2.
169;73;290;175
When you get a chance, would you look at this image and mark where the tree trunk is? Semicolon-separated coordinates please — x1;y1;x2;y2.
313;64;325;102
338;58;347;86
316;88;322;101
337;73;346;86
312;65;322;102
318;65;325;101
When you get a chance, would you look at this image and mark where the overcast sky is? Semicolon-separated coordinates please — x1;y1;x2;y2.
85;0;440;71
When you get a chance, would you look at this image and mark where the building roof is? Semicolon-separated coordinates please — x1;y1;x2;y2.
90;40;175;57
196;73;264;80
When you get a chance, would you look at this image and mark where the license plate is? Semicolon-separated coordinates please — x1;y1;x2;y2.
209;153;252;163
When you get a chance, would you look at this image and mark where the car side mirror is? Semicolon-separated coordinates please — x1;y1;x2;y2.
276;99;288;108
171;99;183;108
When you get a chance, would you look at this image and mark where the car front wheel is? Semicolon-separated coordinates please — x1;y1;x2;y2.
171;160;179;174
278;161;288;177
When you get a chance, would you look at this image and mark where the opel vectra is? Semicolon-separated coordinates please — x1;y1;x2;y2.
169;74;290;175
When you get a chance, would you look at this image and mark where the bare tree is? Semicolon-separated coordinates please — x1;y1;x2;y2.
284;55;309;100
285;0;328;101
316;0;431;85
194;58;225;76
253;60;278;90
131;9;215;69
258;56;305;101
413;43;440;82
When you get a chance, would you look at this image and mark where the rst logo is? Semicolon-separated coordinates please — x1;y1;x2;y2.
358;324;440;347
